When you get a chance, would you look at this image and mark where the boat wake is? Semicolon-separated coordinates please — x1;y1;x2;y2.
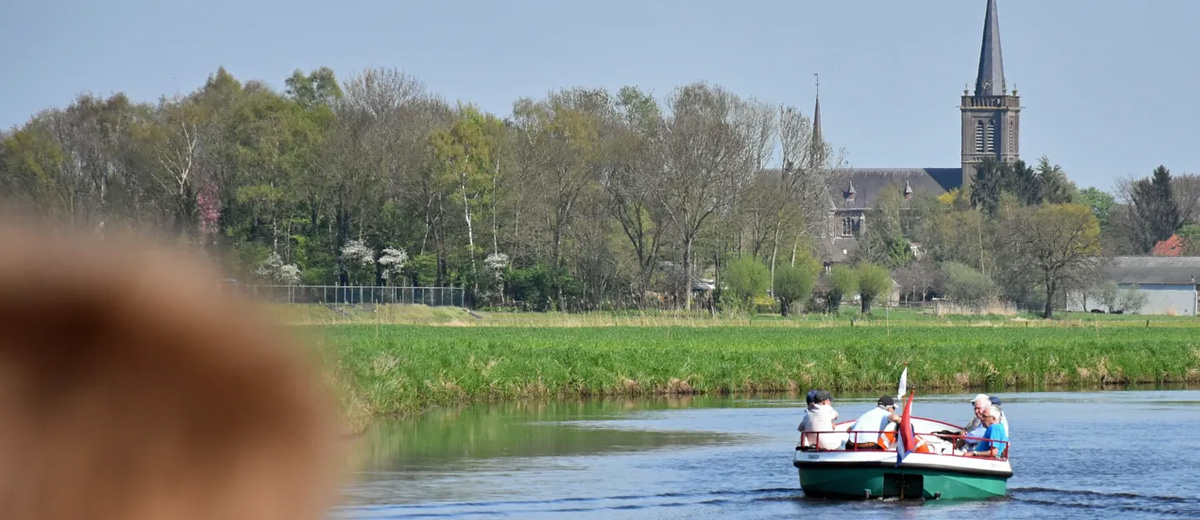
1010;486;1200;517
335;488;801;518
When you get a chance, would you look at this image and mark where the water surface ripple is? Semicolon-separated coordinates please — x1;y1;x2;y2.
337;390;1200;519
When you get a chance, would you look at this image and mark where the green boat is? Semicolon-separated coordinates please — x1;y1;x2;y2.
793;416;1012;500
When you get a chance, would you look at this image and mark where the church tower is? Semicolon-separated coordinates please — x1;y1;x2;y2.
961;0;1020;188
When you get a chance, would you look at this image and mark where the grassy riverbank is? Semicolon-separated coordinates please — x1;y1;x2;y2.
311;311;1200;424
276;303;1200;327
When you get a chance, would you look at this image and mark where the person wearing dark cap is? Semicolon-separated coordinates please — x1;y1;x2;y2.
846;396;903;450
797;389;818;443
988;396;1010;434
958;394;1010;449
798;390;840;450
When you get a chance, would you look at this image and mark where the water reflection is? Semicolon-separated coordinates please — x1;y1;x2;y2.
350;397;742;474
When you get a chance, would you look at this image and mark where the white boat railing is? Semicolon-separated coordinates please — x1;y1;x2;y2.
799;430;1010;461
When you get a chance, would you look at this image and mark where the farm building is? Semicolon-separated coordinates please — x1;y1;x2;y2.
1070;257;1200;316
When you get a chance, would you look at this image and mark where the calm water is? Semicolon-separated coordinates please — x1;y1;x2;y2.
336;389;1200;519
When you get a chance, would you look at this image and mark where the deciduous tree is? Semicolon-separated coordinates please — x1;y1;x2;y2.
657;83;773;310
942;261;996;313
1008;204;1102;318
855;263;893;314
773;253;819;317
723;256;770;310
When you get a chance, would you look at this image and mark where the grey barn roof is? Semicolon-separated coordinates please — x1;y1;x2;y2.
1107;257;1200;285
829;168;963;210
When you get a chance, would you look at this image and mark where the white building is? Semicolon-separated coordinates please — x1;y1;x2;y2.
1072;257;1200;316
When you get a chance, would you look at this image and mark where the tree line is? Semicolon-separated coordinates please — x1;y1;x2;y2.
877;159;1198;318
0;67;837;311
2;67;1194;316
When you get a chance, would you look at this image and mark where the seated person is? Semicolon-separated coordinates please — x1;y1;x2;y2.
846;396;901;450
796;390;818;445
963;405;1008;459
798;390;840;450
958;394;991;449
989;396;1011;434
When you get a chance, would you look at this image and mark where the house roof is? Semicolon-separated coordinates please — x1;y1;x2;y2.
1107;256;1200;285
828;168;963;210
1152;235;1185;257
657;261;716;291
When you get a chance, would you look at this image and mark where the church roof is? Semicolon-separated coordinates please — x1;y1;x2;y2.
820;237;858;264
829;168;963;210
975;0;1006;96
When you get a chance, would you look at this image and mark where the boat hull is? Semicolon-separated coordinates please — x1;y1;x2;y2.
797;465;1007;500
793;450;1011;500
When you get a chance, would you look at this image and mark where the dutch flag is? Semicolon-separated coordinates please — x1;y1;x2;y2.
895;391;917;466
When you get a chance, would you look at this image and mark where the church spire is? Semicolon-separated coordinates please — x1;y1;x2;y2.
812;73;823;145
975;0;1006;96
809;73;827;168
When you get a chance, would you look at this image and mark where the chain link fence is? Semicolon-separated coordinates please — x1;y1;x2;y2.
226;284;464;307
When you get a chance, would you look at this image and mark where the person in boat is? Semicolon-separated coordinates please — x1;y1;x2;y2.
963;405;1008;459
797;389;817;435
845;396;902;450
960;394;1011;447
959;394;994;449
798;390;840;450
989;396;1010;433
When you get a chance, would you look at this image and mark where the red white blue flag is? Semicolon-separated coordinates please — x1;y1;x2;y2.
895;391;917;466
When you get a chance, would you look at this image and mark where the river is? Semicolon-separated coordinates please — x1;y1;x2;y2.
335;389;1200;519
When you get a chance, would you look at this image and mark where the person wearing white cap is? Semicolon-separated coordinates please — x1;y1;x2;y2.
959;394;1011;447
959;394;992;449
963;405;1009;459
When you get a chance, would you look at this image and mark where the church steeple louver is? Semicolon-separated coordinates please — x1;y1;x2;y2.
975;0;1006;96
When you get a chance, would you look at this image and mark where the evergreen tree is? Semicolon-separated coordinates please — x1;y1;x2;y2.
970;158;1009;214
1034;157;1076;204
1130;166;1182;251
972;156;1075;213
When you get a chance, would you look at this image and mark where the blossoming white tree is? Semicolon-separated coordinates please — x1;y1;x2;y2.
255;252;303;285
340;240;376;285
484;252;510;304
484;252;510;274
378;247;409;286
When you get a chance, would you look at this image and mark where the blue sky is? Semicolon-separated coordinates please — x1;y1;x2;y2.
3;0;1197;191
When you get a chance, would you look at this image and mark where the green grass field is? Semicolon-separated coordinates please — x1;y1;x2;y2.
307;306;1200;424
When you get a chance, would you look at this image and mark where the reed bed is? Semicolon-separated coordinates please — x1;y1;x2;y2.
316;323;1200;421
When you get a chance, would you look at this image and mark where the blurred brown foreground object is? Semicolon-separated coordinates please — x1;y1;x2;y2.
0;226;342;520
